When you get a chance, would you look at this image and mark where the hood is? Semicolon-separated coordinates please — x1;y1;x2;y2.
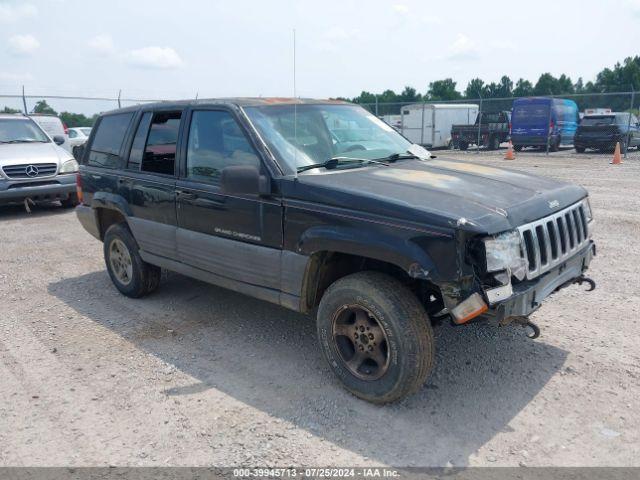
0;142;72;168
290;157;587;234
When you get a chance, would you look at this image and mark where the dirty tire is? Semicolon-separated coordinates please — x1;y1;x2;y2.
103;223;161;298
317;271;434;404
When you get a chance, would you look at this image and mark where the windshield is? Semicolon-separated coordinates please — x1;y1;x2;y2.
80;127;92;136
0;118;50;143
243;104;413;172
580;116;615;126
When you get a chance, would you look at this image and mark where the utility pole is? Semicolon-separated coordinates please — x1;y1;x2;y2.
22;85;28;113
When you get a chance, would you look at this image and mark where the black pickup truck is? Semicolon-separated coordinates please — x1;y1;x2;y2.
451;111;511;150
75;98;596;403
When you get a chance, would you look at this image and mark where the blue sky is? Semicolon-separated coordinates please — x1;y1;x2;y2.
1;0;639;114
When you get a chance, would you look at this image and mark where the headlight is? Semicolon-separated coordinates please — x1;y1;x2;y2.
583;198;593;223
59;159;78;173
483;230;528;280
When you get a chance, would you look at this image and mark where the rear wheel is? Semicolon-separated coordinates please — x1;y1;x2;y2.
514;145;523;152
575;146;586;153
317;271;435;404
103;223;161;298
489;135;500;150
459;141;469;151
549;136;561;152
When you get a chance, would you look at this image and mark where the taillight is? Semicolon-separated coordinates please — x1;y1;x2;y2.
549;120;555;131
63;123;69;135
508;122;512;134
76;172;84;203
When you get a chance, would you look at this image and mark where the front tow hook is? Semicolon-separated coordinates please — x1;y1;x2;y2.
573;275;596;291
502;316;541;339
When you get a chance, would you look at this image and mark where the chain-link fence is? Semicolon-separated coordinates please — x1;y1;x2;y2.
1;90;638;160
359;91;640;160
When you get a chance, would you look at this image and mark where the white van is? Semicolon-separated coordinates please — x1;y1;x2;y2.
29;114;71;152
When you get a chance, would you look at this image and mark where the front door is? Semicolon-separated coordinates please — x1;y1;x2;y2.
175;108;283;290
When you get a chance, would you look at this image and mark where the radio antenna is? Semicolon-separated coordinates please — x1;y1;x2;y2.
293;29;297;98
293;28;298;173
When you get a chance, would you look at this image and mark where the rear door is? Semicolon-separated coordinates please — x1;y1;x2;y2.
120;109;183;260
175;106;283;289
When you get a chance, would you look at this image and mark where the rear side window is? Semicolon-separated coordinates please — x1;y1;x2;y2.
513;104;549;125
88;113;134;168
140;111;182;175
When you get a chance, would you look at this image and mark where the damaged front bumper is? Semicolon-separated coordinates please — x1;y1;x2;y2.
481;240;596;324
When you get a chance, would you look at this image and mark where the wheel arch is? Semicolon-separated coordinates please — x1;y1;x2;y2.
295;229;445;313
91;192;132;240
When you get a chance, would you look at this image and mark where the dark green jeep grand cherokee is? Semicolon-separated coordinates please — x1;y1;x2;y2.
75;98;596;403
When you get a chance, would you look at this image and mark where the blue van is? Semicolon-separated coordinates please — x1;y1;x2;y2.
511;97;579;151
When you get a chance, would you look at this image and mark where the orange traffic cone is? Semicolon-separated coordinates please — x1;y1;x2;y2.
504;141;516;160
611;142;622;165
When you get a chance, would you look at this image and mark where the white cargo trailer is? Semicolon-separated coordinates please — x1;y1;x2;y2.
400;103;479;148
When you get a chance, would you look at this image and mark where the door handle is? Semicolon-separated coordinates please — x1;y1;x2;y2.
177;190;196;200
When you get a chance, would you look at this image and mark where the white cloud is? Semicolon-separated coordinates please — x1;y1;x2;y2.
88;34;115;56
445;34;479;61
0;3;37;23
393;4;409;14
7;34;40;56
125;46;184;69
323;27;360;41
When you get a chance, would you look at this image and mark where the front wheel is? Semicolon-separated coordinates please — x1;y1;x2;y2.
103;223;161;298
317;271;435;404
575;146;586;153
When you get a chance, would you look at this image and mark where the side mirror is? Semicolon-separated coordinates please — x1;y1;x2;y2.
53;135;65;146
73;145;85;161
220;165;270;196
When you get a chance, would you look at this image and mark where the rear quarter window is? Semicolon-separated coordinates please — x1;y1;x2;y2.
87;113;134;168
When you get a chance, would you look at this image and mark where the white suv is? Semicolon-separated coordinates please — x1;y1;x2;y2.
0;113;78;208
30;114;71;152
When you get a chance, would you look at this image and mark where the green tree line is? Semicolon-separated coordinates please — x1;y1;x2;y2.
342;56;640;115
1;100;98;127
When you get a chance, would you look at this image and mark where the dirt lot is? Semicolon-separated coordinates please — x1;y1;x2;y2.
1;150;639;467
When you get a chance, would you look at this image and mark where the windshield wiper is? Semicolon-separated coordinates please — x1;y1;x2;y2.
383;153;420;162
296;156;389;173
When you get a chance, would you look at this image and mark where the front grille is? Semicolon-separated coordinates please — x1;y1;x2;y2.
2;163;58;179
518;201;590;279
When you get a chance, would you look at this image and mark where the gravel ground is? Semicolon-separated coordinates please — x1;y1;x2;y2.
0;149;639;467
